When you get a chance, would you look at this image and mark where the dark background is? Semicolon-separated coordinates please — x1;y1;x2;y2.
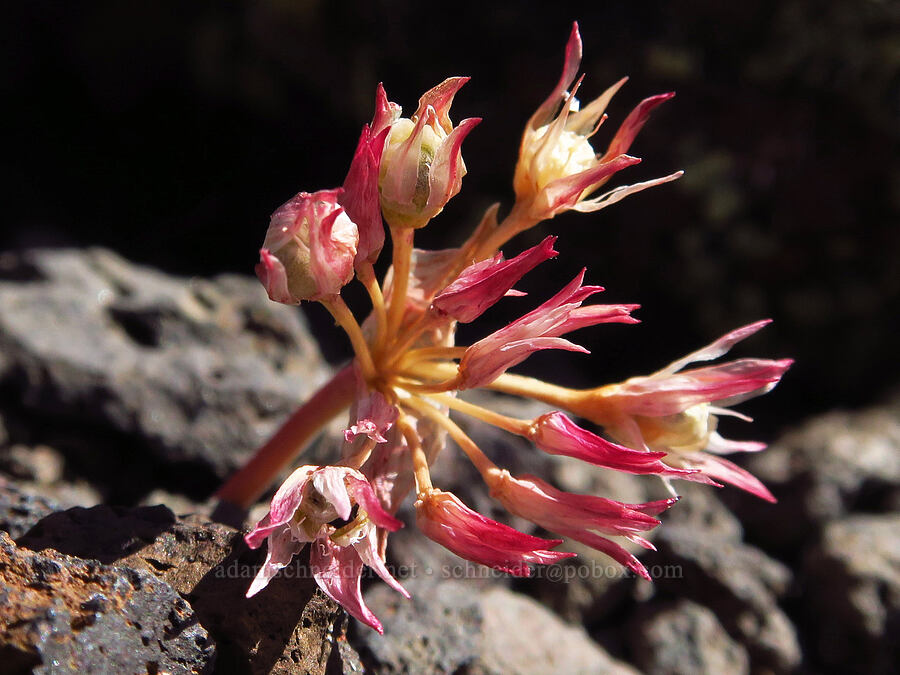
3;0;898;434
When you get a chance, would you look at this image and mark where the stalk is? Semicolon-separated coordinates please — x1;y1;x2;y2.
215;365;356;509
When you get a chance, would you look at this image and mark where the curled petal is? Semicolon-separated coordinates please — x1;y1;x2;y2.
345;391;398;444
346;476;404;531
255;249;294;305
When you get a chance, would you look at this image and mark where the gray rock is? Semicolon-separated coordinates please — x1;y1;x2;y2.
629;599;750;675
738;399;900;552
803;514;900;674
0;531;216;674
646;525;801;672
0;480;61;539
17;502;361;675
360;578;637;674
0;248;330;482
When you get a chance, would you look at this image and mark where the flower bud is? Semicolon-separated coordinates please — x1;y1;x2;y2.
379;78;480;229
256;188;358;303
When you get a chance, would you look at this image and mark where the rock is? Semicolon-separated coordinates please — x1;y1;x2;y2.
736;400;900;553
0;531;215;674
0;444;64;485
17;502;361;674
644;525;801;672
803;514;900;674
359;578;637;674
628;599;750;675
0;248;331;486
0;480;61;539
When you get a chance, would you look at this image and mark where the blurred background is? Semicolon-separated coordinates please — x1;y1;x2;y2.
3;0;898;432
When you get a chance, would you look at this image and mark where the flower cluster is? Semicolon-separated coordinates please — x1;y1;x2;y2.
218;23;792;634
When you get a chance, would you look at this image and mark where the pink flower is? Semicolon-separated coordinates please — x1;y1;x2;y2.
340;84;398;269
244;465;406;633
345;390;398;444
458;269;638;388
570;320;793;501
431;236;559;322
530;411;705;481
415;489;575;576
489;471;677;580
256;189;358;303
514;22;681;220
379;78;481;229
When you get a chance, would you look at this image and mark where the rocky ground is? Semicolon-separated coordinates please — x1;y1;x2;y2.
0;249;897;674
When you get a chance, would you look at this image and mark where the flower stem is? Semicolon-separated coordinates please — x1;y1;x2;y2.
397;414;433;493
214;364;356;509
400;346;467;368
402;395;499;479
386;226;414;336
425;392;531;437
474;201;540;259
484;371;579;409
357;262;388;353
322;295;377;380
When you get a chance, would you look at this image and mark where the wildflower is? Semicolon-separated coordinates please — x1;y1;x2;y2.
378;78;481;230
488;470;677;579
530;410;703;480
514;22;682;221
431;235;558;322
244;465;406;633
562;320;793;501
415;488;575;575
256;189;358;303
457;269;638;389
215;23;792;634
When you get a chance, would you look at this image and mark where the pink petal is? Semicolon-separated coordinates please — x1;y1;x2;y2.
603;92;676;160
346;476;404;531
310;538;385;633
659;320;773;375
416;490;573;575
341;123;388;267
573;171;684;213
353;528;410;598
245;466;317;548
312;467;353;521
255;248;295;305
345;391;398;444
459;270;636;388
432;236;559;322
618;357;793;416
681;451;776;503
532;411;700;477
529;22;583;129
416;76;470;133
246;526;306;597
